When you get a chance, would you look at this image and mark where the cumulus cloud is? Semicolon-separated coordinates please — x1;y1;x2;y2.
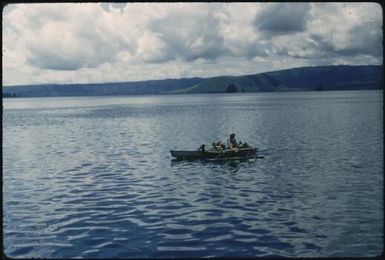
2;2;382;86
253;3;311;36
149;11;226;62
307;3;383;60
308;20;382;58
256;2;383;63
4;3;137;72
100;2;126;13
25;18;120;70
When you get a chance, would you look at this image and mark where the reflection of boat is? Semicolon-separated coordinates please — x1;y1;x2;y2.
170;147;261;161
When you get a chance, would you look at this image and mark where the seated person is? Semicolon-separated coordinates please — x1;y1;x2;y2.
197;144;206;152
228;133;238;149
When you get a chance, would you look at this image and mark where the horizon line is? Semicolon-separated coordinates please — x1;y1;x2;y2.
3;64;382;88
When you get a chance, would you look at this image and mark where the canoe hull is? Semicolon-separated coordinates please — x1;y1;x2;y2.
170;148;258;160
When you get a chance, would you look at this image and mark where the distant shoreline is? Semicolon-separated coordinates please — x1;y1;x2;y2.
3;89;382;100
3;65;383;98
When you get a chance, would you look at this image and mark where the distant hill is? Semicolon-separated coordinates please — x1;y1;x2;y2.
166;65;383;94
3;65;383;97
2;78;205;97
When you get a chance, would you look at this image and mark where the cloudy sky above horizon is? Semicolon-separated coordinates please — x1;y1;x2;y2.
3;2;383;86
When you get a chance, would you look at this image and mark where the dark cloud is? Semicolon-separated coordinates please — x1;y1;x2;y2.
26;44;116;71
148;12;270;62
244;43;269;59
26;32;120;71
149;13;226;62
344;20;383;57
27;49;86;70
307;20;383;59
253;3;311;36
100;3;126;13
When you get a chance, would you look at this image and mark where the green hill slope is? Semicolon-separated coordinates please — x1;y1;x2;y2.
165;65;383;94
3;65;382;97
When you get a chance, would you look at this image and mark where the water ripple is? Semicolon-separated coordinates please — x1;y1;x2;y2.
3;91;383;258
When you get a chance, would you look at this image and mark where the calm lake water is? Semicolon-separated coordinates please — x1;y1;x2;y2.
3;90;383;258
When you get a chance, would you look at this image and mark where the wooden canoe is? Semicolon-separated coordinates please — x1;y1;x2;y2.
170;147;258;161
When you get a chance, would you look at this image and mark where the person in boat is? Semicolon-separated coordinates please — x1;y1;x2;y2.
197;144;206;152
228;133;238;149
217;141;226;150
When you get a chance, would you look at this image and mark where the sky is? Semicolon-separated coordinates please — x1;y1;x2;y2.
2;2;383;86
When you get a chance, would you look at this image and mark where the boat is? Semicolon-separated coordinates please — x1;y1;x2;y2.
170;147;260;161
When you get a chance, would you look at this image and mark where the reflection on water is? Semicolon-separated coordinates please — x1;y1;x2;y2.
3;91;383;258
170;159;256;174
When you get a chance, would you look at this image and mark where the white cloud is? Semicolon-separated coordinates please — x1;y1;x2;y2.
306;3;383;58
2;2;382;86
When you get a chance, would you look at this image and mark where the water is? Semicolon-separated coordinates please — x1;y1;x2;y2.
3;90;383;258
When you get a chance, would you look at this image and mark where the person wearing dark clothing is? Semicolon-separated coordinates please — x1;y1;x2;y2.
198;144;206;152
228;133;238;149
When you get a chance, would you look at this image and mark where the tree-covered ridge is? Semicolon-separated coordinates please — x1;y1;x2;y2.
167;65;383;94
3;65;383;97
